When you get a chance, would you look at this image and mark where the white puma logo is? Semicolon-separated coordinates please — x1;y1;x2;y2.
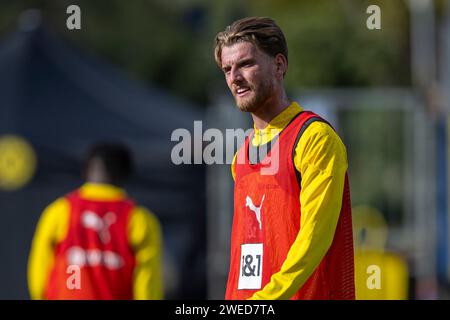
245;195;265;230
81;211;116;244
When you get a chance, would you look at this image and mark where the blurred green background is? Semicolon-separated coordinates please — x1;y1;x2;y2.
0;0;414;104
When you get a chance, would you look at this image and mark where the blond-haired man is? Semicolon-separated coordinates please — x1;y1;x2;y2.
214;17;355;300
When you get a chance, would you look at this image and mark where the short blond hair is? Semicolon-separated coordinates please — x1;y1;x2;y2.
214;17;288;68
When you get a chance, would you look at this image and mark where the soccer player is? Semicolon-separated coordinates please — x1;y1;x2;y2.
28;143;163;299
214;17;355;299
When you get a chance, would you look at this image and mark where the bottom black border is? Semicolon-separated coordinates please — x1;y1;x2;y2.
0;300;440;319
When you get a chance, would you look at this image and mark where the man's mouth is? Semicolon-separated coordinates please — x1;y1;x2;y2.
235;87;250;97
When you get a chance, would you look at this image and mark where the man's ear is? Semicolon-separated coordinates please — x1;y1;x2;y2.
274;53;288;78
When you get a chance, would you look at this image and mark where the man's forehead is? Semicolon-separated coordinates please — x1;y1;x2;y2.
221;42;258;66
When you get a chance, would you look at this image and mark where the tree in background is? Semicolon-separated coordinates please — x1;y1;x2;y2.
0;0;412;105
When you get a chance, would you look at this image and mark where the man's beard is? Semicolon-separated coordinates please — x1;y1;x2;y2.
235;79;273;113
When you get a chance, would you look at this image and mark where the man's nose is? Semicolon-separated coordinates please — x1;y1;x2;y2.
230;67;243;84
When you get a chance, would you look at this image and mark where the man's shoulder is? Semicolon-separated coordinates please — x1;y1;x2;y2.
130;205;161;227
45;196;70;212
297;117;343;145
38;196;71;227
128;205;162;246
294;116;347;159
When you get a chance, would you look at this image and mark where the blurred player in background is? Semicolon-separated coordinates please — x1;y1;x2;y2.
214;17;355;299
28;143;163;299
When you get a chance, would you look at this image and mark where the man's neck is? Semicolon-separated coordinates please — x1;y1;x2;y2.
251;95;291;130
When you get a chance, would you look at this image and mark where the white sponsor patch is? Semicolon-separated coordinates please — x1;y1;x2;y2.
238;243;263;290
66;246;124;270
